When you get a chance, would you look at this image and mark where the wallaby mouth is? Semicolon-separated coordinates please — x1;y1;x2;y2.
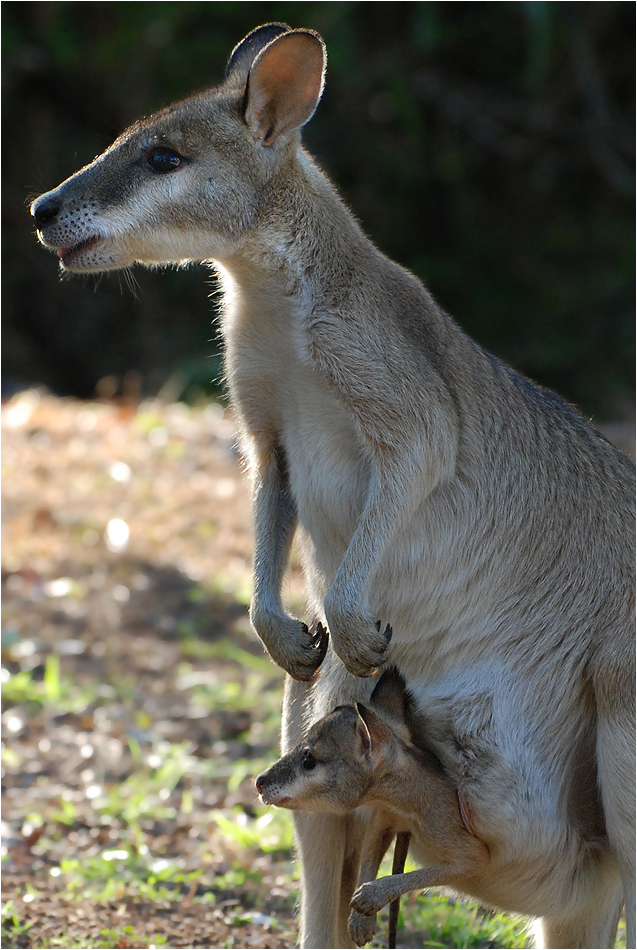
256;773;293;808
258;788;292;808
56;235;102;266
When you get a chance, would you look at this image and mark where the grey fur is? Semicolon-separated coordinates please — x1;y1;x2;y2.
31;25;635;950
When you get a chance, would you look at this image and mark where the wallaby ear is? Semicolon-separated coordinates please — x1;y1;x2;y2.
354;705;373;759
244;30;326;146
369;668;408;724
225;23;291;84
356;703;393;756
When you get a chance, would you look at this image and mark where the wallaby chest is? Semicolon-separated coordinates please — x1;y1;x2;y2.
222;284;371;567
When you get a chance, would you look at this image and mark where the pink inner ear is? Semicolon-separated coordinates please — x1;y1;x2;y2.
245;31;325;145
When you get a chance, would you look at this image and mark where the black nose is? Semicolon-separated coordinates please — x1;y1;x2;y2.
255;773;266;791
32;195;61;230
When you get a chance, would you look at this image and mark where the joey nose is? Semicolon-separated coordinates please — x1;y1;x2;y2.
255;773;266;792
32;195;61;230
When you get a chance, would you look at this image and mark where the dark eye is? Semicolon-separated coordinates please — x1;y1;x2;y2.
146;147;182;173
301;750;317;771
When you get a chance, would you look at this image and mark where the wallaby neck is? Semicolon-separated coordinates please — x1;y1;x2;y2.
215;147;385;317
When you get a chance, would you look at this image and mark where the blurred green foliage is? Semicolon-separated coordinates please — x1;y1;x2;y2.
3;2;634;417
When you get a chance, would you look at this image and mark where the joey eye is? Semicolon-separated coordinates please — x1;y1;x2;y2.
146;146;182;173
301;750;317;771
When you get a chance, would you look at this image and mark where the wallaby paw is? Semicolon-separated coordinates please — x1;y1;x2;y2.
325;603;393;677
350;881;386;918
276;620;329;681
348;908;378;946
251;610;329;681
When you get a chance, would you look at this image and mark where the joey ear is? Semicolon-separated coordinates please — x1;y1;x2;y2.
225;23;291;83
354;705;373;759
244;30;326;146
369;668;408;724
356;703;393;755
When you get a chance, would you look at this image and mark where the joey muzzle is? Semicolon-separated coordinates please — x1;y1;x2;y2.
255;765;293;807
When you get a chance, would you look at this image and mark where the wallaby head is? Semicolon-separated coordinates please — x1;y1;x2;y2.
256;702;399;814
30;24;326;272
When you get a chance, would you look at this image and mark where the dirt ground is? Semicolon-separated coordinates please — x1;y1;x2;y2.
2;392;305;949
1;390;634;949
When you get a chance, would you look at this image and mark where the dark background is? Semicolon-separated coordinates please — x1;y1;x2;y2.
3;2;635;420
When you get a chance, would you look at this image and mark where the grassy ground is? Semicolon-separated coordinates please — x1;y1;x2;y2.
1;392;630;949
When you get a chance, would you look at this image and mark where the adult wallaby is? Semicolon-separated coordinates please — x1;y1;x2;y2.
31;23;634;950
257;669;489;948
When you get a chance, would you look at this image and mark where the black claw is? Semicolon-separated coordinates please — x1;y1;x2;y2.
384;624;393;643
375;620;381;632
312;621;328;647
301;622;309;635
308;622;329;669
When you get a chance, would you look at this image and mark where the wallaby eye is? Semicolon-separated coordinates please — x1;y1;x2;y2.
301;750;317;771
146;146;182;173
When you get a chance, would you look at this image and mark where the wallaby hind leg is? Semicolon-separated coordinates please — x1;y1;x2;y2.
352;863;457;919
284;677;347;947
338;812;367;948
294;810;357;948
597;731;636;946
284;675;366;947
537;893;623;949
594;652;636;948
284;677;352;947
348;811;396;947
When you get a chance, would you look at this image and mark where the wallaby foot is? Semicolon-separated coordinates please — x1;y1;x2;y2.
251;610;328;681
324;597;393;677
352;865;450;919
348;908;378;947
351;879;397;918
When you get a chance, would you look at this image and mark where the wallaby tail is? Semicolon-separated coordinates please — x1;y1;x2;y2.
388;831;411;948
